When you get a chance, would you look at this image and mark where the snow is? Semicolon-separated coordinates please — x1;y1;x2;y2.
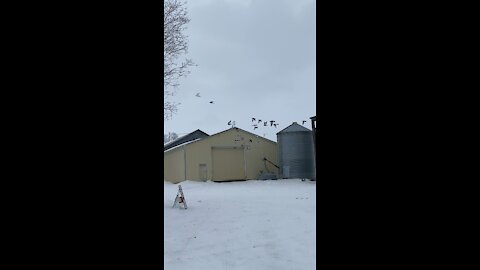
164;179;316;270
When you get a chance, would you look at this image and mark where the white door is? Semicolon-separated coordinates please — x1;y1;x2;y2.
199;164;207;181
283;166;290;178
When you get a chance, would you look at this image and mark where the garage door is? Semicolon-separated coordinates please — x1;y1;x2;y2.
212;147;245;181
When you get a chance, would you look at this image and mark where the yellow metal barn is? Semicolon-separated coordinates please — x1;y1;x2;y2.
164;127;278;183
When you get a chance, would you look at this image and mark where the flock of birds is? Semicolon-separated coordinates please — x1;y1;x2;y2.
195;92;214;104
245;118;307;130
249;118;278;130
195;92;308;131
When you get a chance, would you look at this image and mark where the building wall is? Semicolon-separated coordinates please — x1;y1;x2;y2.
164;147;185;183
184;128;249;181
184;139;213;181
244;136;278;179
164;128;278;183
212;147;245;180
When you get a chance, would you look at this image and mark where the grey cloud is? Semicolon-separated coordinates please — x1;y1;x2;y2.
165;0;316;141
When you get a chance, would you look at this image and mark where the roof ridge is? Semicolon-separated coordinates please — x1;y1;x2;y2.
207;127;277;144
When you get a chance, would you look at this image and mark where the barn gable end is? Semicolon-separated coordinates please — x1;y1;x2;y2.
164;127;278;183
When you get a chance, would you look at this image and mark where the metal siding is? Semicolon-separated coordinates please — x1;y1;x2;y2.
244;139;278;179
185;140;212;181
278;131;315;179
212;147;245;181
163;148;185;183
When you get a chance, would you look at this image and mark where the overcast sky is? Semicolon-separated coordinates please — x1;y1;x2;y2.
164;0;316;141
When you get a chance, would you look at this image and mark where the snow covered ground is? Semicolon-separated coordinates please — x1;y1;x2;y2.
164;179;316;270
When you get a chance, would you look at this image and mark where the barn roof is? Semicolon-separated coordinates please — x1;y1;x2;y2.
164;127;276;153
164;129;209;151
164;138;202;153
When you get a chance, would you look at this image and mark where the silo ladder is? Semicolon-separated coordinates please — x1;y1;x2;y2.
263;157;279;169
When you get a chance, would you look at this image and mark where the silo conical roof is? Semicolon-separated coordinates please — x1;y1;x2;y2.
277;122;311;135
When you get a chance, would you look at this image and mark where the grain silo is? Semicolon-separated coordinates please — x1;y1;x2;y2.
277;122;315;180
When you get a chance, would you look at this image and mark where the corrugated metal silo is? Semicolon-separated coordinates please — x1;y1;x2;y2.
277;122;315;180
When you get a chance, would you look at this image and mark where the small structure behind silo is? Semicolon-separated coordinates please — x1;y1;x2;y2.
277;122;315;180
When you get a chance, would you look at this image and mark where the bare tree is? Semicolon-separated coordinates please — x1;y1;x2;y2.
164;132;179;144
164;0;194;119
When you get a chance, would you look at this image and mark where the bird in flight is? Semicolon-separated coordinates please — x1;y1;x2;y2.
252;118;256;122
228;120;232;125
302;120;307;125
273;123;278;128
263;121;267;126
209;101;214;104
195;93;201;97
270;120;275;126
258;119;262;123
254;126;258;130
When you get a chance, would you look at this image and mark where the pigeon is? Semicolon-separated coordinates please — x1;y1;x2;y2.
228;120;232;125
209;101;214;104
264;121;267;126
195;93;201;97
270;120;275;126
302;120;307;125
252;118;256;122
